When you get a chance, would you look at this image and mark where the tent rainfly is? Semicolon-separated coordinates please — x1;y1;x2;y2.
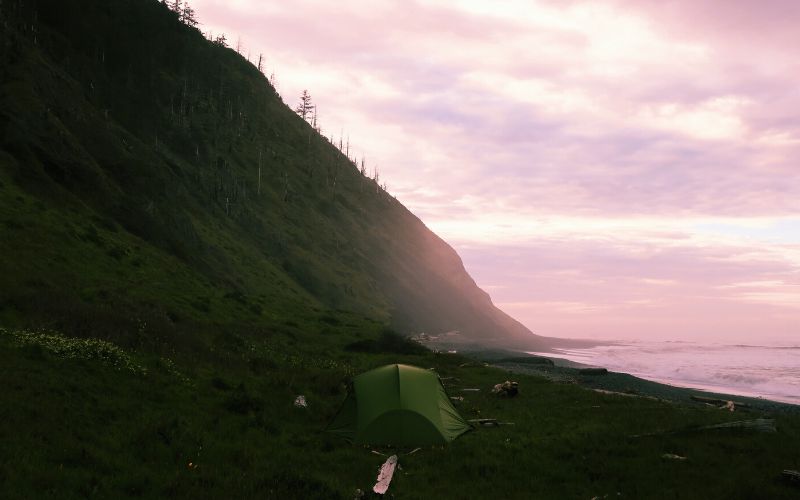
326;364;471;446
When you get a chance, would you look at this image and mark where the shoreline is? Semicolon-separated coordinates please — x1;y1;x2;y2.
426;341;799;412
499;359;799;413
525;348;800;406
508;360;798;412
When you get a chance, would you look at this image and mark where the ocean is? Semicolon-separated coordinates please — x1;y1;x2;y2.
529;340;800;405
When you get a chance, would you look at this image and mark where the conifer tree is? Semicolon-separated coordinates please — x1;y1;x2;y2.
295;90;314;121
181;2;198;27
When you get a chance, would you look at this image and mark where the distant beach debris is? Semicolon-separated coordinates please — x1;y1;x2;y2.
593;389;664;402
293;395;307;408
492;380;519;397
459;361;488;368
414;330;461;342
497;356;555;366
410;332;435;342
690;395;750;410
662;453;687;461
578;368;609;376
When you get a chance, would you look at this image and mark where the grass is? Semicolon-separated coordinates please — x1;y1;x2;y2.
1;323;798;499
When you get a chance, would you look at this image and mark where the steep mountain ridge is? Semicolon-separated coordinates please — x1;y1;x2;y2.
0;0;543;349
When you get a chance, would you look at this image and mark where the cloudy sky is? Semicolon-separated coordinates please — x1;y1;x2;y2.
191;0;800;343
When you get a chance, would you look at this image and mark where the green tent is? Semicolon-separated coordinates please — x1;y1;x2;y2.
326;364;471;446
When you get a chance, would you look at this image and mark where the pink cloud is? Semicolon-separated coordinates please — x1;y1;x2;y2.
457;238;800;342
190;0;800;342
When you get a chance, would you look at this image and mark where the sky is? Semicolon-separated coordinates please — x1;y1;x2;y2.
190;0;800;343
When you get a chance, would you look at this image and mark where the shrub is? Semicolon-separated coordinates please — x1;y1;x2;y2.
0;327;147;375
344;328;428;355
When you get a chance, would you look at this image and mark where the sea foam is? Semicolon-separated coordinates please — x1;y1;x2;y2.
530;341;800;404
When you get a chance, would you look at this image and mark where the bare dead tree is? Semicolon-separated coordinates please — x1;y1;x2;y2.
257;148;262;196
332;166;338;200
311;105;318;130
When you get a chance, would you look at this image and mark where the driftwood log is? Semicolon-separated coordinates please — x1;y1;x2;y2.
579;368;608;375
468;418;515;427
697;418;775;433
782;470;800;485
372;455;398;495
632;418;776;438
690;395;750;408
593;389;664;402
459;362;487;368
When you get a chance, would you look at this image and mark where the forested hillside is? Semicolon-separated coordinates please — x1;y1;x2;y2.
0;0;541;349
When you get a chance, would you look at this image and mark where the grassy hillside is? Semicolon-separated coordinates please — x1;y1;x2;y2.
0;0;538;349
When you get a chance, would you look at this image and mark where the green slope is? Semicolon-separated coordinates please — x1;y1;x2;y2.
0;0;540;349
